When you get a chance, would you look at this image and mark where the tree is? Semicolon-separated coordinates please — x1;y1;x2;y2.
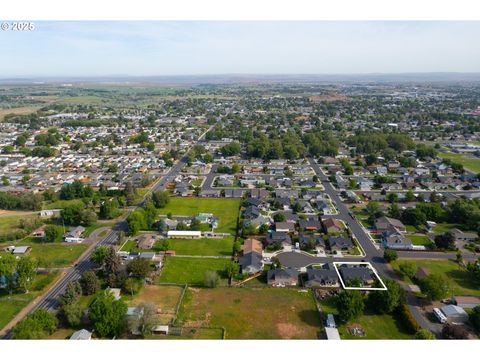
58;281;82;306
420;274;450;301
89;291;127;338
442;323;468;339
434;232;456;250
399;261;417;279
104;247;121;276
0;253;17;294
470;305;480;332
79;209;97;226
151;190;170;208
60;302;83;328
80;270;100;295
16;256;37;293
128;302;157;337
44;224;64;242
273;212;286;222
123;277;142;296
91;246;109;267
231;163;240;174
224;262;240;279
13;309;57;339
386;193;398;204
401;207;427;227
127;258;151;279
365;201;382;221
383;249;398;263
204;271;219;288
336;290;365;322
405;190;416;202
368;278;405;314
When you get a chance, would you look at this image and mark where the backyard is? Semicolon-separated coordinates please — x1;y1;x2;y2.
176;287;322;339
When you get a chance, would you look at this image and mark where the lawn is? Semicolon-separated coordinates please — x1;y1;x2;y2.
392;259;480;297
158;257;232;286
0;271;59;330
157;198;240;233
177;287;321;339
0;214;39;235
319;297;413;340
407;234;432;246
155;237;234;256
439;152;480;173
42;199;84;210
432;222;459;234
17;240;88;268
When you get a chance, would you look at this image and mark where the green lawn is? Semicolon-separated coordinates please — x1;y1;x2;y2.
439;152;480;173
392;259;480;297
432;223;459;234
177;287;321;339
157;198;240;234
42;199;84;210
407;234;432;246
319;297;413;339
0;272;59;329
0;214;39;235
158;257;232;286
17;240;88;268
155;237;234;256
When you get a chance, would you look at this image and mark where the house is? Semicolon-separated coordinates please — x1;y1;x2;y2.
224;188;245;198
163;218;178;231
241;238;263;254
69;329;92;340
243;205;260;220
374;216;406;233
328;236;353;252
244;215;271;229
339;266;374;286
381;230;413;250
449;228;479;242
440;305;469;324
452;296;480;309
275;222;295;233
239;251;263;274
167;230;202;239
322;218;344;234
304;264;339;287
267;268;299;286
64;225;86;243
137;234;159;250
266;231;292;248
298;218;322;232
250;188;269;199
298;234;326;252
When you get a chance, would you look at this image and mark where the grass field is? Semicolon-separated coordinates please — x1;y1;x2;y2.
158;257;232;286
432;222;460;234
42;199;84;210
157;198;240;233
0;214;38;235
392;259;480;297
0;106;40;120
177;287;321;339
407;234;432;246
16;240;88;268
439;152;480;173
0;272;59;330
155;237;234;256
319;297;413;339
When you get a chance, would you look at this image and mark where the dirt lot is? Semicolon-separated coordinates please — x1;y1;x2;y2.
178;287;321;339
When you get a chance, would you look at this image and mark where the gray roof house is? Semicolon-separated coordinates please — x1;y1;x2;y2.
239;251;263;274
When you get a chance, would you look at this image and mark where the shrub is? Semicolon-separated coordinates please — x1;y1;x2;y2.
397;304;420;334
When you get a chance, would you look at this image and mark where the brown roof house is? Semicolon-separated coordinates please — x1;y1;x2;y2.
241;238;263;254
323;218;345;234
374;216;406;233
136;234;161;250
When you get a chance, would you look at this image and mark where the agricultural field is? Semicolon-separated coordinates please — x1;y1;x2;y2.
16;239;88;268
156;198;241;233
439;152;480;173
176;287;321;339
0;214;39;236
158;257;232;286
0;271;59;330
392;259;480;297
319;297;413;340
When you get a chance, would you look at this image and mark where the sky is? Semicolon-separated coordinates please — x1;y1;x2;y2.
1;21;480;77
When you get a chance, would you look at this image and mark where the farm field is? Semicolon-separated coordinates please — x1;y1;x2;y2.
0;106;40;121
156;198;240;233
439;152;480;173
177;287;321;339
392;259;480;296
158;257;232;286
319;297;413;340
16;239;88;268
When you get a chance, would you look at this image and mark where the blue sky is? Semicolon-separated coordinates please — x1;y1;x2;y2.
1;21;480;77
